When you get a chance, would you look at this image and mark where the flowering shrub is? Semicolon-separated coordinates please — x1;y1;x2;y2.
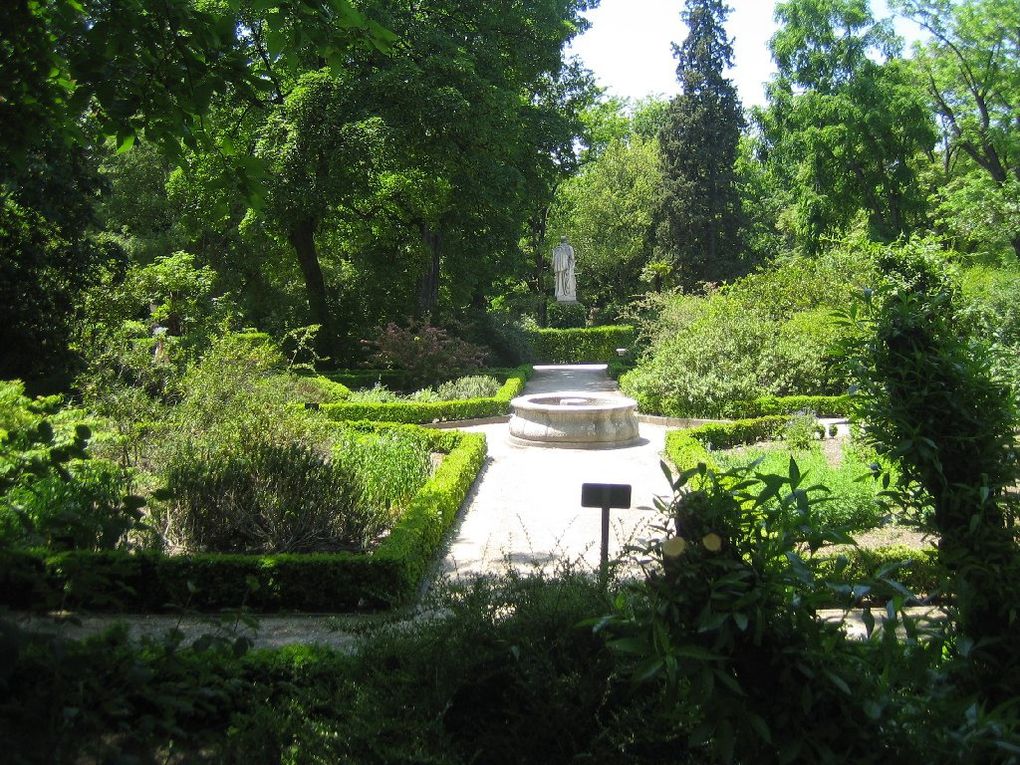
366;322;488;388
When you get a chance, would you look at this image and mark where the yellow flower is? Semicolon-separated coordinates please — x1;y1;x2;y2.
701;533;723;552
661;536;688;558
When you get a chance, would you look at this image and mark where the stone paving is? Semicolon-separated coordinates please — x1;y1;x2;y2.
439;364;673;579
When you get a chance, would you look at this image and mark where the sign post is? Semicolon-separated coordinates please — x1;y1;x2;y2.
581;483;632;583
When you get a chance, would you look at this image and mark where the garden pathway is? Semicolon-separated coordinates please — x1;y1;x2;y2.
437;364;673;580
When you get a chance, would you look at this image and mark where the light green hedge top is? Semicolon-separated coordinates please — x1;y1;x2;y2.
722;394;852;419
320;365;531;424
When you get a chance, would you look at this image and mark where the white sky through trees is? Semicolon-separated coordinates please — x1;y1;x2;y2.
568;0;926;109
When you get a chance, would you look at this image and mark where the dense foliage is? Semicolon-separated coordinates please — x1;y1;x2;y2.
2;0;1019;760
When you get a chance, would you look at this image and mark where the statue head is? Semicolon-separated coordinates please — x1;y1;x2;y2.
560;235;568;244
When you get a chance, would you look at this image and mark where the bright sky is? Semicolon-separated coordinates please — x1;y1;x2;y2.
567;0;925;110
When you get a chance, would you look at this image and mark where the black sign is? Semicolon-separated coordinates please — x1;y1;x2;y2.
581;483;632;509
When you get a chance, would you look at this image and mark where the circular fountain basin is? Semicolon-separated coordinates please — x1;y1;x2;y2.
509;391;640;448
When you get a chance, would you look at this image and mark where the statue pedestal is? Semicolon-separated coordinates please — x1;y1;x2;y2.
556;296;578;304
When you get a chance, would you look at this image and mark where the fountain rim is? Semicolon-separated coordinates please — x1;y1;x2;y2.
510;391;638;413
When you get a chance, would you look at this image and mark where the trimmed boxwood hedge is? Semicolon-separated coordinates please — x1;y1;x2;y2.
319;365;531;424
813;544;942;601
664;416;790;476
0;428;486;613
722;394;852;419
663;417;941;603
526;325;635;364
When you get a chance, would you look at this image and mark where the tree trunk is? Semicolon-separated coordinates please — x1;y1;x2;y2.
288;217;337;358
417;224;441;318
530;209;549;328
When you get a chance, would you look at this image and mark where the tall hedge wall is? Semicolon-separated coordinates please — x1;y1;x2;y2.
0;429;486;613
525;325;635;364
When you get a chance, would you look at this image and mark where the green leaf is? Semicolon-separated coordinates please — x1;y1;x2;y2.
607;637;648;655
675;644;722;661
825;670;851;695
116;132;135;154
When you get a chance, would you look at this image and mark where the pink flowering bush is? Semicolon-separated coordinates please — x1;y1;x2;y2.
366;321;488;387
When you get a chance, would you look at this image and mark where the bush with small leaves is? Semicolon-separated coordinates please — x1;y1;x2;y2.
157;440;373;554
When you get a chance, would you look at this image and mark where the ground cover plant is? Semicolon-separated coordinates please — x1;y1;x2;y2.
712;440;885;531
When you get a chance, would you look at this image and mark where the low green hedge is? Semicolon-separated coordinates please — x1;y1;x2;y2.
322;369;422;391
319;365;531;423
322;366;522;392
664;416;790;476
526;325;635;364
0;429;486;613
722;394;853;419
814;544;943;601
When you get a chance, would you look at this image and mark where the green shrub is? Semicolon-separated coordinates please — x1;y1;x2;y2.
435;375;501;400
595;459;892;763
344;382;405;404
545;299;587;328
157;440;373;554
664;417;789;477
814;544;942;599
782;410;821;450
621;293;849;417
333;425;431;517
2;459;141;551
321;369;420;391
723;394;852;419
839;238;1020;701
1;380;145;551
276;373;350;404
525;325;634;363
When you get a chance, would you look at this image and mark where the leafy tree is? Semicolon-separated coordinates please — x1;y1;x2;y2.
657;0;746;287
341;0;595;321
893;0;1020;259
755;0;937;254
0;0;393;166
255;69;385;357
0;0;394;383
547;131;663;313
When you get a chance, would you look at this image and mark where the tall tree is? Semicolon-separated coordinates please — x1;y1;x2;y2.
657;0;745;287
893;0;1020;259
755;0;936;255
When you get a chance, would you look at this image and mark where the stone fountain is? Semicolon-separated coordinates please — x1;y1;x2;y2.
509;391;640;449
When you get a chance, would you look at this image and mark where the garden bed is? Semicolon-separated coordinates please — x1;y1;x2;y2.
664;417;942;601
319;365;531;424
0;428;487;613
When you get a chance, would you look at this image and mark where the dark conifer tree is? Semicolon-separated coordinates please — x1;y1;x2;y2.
657;0;745;286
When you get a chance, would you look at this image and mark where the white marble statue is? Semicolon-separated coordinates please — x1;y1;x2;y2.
552;235;576;302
